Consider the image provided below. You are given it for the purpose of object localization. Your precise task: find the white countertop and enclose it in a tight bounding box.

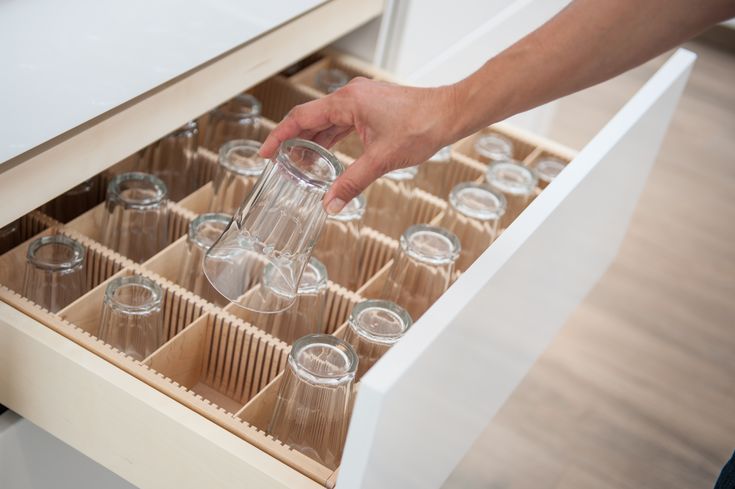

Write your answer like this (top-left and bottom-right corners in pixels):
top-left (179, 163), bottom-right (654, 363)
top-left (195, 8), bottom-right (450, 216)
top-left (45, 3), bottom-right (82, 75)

top-left (0, 0), bottom-right (324, 165)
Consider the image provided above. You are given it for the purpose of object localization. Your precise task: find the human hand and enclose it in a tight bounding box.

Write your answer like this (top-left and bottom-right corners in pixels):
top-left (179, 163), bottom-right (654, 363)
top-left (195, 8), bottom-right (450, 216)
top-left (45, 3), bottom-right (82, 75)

top-left (259, 77), bottom-right (459, 214)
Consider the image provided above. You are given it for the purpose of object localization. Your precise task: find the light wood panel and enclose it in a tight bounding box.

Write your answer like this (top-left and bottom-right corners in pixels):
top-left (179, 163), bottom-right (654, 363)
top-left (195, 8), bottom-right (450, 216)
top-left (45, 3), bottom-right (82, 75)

top-left (442, 40), bottom-right (735, 489)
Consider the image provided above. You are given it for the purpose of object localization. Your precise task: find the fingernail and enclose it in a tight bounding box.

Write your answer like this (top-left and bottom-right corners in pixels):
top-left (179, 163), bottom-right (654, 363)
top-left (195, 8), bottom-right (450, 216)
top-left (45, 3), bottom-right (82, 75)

top-left (326, 198), bottom-right (345, 215)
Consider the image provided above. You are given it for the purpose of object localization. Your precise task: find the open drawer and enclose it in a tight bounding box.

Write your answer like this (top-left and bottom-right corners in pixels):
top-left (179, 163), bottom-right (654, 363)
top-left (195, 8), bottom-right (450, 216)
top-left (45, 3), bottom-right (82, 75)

top-left (0, 44), bottom-right (695, 489)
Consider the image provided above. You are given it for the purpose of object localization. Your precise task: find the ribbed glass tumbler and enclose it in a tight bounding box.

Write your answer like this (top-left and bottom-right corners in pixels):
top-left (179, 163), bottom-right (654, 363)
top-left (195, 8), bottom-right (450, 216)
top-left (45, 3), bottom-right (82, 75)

top-left (203, 139), bottom-right (343, 313)
top-left (101, 172), bottom-right (169, 263)
top-left (473, 132), bottom-right (514, 163)
top-left (440, 182), bottom-right (506, 271)
top-left (204, 93), bottom-right (262, 151)
top-left (344, 299), bottom-right (412, 379)
top-left (254, 257), bottom-right (328, 344)
top-left (209, 140), bottom-right (267, 214)
top-left (312, 194), bottom-right (366, 290)
top-left (382, 224), bottom-right (460, 320)
top-left (139, 121), bottom-right (199, 201)
top-left (416, 145), bottom-right (453, 198)
top-left (485, 160), bottom-right (538, 229)
top-left (178, 213), bottom-right (231, 306)
top-left (365, 165), bottom-right (418, 239)
top-left (268, 334), bottom-right (358, 469)
top-left (315, 67), bottom-right (349, 93)
top-left (98, 275), bottom-right (163, 361)
top-left (22, 235), bottom-right (86, 313)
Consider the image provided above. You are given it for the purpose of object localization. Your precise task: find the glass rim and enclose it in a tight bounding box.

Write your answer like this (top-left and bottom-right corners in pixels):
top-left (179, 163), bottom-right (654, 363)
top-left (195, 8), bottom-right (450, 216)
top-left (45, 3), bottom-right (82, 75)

top-left (328, 193), bottom-right (367, 222)
top-left (103, 275), bottom-right (163, 315)
top-left (449, 182), bottom-right (507, 221)
top-left (533, 156), bottom-right (566, 183)
top-left (474, 132), bottom-right (514, 160)
top-left (217, 139), bottom-right (267, 176)
top-left (316, 67), bottom-right (350, 93)
top-left (26, 235), bottom-right (85, 271)
top-left (349, 299), bottom-right (412, 345)
top-left (107, 172), bottom-right (168, 209)
top-left (485, 160), bottom-right (538, 196)
top-left (383, 166), bottom-right (418, 181)
top-left (215, 93), bottom-right (262, 119)
top-left (169, 120), bottom-right (198, 138)
top-left (277, 138), bottom-right (344, 191)
top-left (297, 257), bottom-right (329, 295)
top-left (289, 334), bottom-right (358, 385)
top-left (400, 224), bottom-right (461, 265)
top-left (427, 145), bottom-right (452, 164)
top-left (188, 213), bottom-right (231, 251)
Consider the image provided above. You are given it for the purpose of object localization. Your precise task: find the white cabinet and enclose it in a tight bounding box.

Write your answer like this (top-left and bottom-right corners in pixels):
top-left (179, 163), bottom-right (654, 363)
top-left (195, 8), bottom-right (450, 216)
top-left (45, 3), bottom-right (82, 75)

top-left (0, 1), bottom-right (695, 488)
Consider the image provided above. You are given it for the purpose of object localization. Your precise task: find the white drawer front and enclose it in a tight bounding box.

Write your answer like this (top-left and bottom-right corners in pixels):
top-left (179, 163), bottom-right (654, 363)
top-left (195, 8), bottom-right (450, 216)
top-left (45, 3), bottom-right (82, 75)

top-left (339, 49), bottom-right (696, 489)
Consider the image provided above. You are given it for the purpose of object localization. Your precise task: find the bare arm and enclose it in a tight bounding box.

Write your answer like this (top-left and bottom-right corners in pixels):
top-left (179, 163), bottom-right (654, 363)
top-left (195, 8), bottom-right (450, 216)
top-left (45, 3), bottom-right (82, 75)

top-left (260, 0), bottom-right (735, 214)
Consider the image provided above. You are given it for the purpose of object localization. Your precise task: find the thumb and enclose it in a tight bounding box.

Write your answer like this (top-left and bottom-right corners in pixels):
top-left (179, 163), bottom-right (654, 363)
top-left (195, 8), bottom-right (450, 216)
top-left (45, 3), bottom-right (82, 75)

top-left (324, 154), bottom-right (384, 215)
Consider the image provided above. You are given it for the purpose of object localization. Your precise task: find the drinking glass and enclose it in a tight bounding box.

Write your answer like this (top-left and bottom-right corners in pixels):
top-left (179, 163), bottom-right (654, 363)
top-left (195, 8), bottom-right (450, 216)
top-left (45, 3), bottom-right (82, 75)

top-left (254, 257), bottom-right (328, 344)
top-left (101, 172), bottom-right (169, 263)
top-left (485, 160), bottom-right (538, 229)
top-left (343, 299), bottom-right (412, 379)
top-left (268, 334), bottom-right (358, 469)
top-left (178, 213), bottom-right (231, 306)
top-left (139, 121), bottom-right (199, 201)
top-left (209, 140), bottom-right (267, 214)
top-left (43, 178), bottom-right (99, 222)
top-left (365, 165), bottom-right (418, 238)
top-left (474, 132), bottom-right (514, 163)
top-left (416, 145), bottom-right (453, 198)
top-left (315, 67), bottom-right (349, 93)
top-left (382, 224), bottom-right (460, 320)
top-left (22, 235), bottom-right (86, 313)
top-left (98, 275), bottom-right (163, 361)
top-left (203, 139), bottom-right (343, 313)
top-left (204, 93), bottom-right (262, 151)
top-left (0, 220), bottom-right (20, 255)
top-left (440, 182), bottom-right (507, 270)
top-left (313, 194), bottom-right (366, 290)
top-left (531, 156), bottom-right (566, 189)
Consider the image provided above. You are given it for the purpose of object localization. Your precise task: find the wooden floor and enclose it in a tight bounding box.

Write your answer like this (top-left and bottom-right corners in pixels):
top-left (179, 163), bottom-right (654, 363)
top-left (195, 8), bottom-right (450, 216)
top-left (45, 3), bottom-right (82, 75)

top-left (443, 39), bottom-right (735, 489)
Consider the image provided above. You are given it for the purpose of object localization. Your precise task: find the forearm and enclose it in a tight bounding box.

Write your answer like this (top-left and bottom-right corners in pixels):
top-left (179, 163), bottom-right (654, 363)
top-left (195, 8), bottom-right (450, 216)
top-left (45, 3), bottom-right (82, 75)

top-left (448, 0), bottom-right (735, 141)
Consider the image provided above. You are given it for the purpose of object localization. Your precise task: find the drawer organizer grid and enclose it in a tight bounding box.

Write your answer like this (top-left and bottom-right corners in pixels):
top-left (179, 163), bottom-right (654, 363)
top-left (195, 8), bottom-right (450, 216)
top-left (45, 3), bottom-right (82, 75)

top-left (0, 51), bottom-right (574, 487)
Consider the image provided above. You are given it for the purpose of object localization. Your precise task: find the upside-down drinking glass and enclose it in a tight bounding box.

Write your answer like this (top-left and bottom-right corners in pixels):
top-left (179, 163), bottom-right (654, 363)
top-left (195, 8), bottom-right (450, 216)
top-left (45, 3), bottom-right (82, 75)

top-left (531, 156), bottom-right (566, 189)
top-left (364, 166), bottom-right (418, 239)
top-left (315, 67), bottom-right (349, 93)
top-left (101, 172), bottom-right (169, 263)
top-left (268, 334), bottom-right (358, 469)
top-left (22, 235), bottom-right (86, 313)
top-left (98, 275), bottom-right (163, 361)
top-left (43, 178), bottom-right (99, 223)
top-left (343, 299), bottom-right (412, 379)
top-left (209, 140), bottom-right (267, 214)
top-left (250, 257), bottom-right (328, 344)
top-left (178, 213), bottom-right (231, 306)
top-left (204, 93), bottom-right (262, 151)
top-left (440, 182), bottom-right (507, 271)
top-left (485, 160), bottom-right (538, 229)
top-left (474, 132), bottom-right (514, 163)
top-left (139, 121), bottom-right (199, 201)
top-left (416, 145), bottom-right (453, 198)
top-left (203, 139), bottom-right (343, 312)
top-left (313, 194), bottom-right (366, 290)
top-left (382, 224), bottom-right (460, 320)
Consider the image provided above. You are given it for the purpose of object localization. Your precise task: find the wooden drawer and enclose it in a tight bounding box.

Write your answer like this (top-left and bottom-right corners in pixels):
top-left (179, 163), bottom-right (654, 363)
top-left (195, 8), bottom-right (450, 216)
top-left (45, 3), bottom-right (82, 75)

top-left (0, 30), bottom-right (695, 489)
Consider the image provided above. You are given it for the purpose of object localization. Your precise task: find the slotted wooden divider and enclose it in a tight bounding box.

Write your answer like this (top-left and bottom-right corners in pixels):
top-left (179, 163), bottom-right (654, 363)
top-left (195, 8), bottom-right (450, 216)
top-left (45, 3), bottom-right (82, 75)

top-left (0, 50), bottom-right (576, 488)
